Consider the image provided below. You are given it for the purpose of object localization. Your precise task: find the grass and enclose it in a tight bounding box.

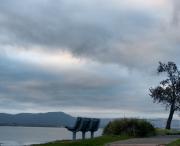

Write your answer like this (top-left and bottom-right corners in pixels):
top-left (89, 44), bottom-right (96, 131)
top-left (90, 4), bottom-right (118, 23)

top-left (31, 128), bottom-right (180, 146)
top-left (32, 135), bottom-right (130, 146)
top-left (167, 139), bottom-right (180, 146)
top-left (156, 128), bottom-right (180, 136)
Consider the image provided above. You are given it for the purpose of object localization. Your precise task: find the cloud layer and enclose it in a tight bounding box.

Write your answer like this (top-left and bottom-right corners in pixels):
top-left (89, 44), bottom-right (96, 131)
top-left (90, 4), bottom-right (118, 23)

top-left (0, 0), bottom-right (180, 118)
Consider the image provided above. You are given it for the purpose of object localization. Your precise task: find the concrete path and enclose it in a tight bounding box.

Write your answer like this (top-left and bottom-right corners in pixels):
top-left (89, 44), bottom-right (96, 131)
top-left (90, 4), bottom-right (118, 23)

top-left (106, 135), bottom-right (180, 146)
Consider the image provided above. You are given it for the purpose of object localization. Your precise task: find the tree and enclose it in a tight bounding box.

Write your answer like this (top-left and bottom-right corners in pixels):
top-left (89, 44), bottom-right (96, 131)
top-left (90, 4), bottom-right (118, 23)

top-left (149, 61), bottom-right (180, 129)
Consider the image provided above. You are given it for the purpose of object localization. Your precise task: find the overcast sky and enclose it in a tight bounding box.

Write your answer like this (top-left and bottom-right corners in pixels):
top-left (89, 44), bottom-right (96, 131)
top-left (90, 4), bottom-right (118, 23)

top-left (0, 0), bottom-right (180, 119)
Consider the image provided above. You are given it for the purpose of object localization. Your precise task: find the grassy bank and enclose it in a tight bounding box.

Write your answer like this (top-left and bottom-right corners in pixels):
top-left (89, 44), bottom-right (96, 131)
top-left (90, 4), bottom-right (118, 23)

top-left (32, 128), bottom-right (180, 146)
top-left (32, 135), bottom-right (130, 146)
top-left (156, 128), bottom-right (180, 136)
top-left (167, 139), bottom-right (180, 146)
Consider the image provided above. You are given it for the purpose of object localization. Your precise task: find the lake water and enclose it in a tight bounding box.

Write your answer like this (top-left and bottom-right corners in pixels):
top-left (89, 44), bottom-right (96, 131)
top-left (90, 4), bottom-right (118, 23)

top-left (0, 126), bottom-right (103, 146)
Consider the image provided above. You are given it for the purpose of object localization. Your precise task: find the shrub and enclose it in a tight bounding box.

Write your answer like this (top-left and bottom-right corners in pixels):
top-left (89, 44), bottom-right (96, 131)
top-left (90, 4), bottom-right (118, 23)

top-left (103, 118), bottom-right (156, 137)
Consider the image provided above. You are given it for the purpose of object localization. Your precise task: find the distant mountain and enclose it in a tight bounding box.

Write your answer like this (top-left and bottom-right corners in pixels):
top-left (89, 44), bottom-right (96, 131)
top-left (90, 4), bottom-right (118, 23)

top-left (0, 112), bottom-right (179, 129)
top-left (0, 112), bottom-right (109, 128)
top-left (0, 112), bottom-right (76, 127)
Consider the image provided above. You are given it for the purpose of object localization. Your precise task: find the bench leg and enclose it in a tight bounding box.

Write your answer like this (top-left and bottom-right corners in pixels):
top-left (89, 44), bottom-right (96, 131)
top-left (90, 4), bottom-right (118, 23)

top-left (73, 131), bottom-right (76, 140)
top-left (91, 132), bottom-right (94, 138)
top-left (82, 132), bottom-right (86, 140)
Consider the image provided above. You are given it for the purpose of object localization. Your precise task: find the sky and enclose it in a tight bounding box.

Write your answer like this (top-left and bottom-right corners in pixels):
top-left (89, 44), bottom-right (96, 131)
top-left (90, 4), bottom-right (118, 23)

top-left (0, 0), bottom-right (180, 119)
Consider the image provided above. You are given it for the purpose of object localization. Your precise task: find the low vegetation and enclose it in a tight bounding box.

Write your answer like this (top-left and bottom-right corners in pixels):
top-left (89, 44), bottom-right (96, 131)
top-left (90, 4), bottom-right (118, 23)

top-left (103, 118), bottom-right (156, 137)
top-left (32, 135), bottom-right (130, 146)
top-left (156, 128), bottom-right (180, 136)
top-left (32, 118), bottom-right (180, 146)
top-left (167, 139), bottom-right (180, 146)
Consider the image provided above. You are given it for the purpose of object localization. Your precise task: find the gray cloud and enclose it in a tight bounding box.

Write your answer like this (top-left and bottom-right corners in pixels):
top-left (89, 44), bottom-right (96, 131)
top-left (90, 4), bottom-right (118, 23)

top-left (0, 53), bottom-right (166, 117)
top-left (0, 0), bottom-right (164, 68)
top-left (172, 0), bottom-right (180, 25)
top-left (0, 0), bottom-right (180, 118)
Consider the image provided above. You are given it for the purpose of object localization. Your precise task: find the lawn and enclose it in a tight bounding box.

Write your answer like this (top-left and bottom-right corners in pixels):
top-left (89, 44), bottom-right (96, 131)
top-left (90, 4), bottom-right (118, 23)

top-left (156, 128), bottom-right (180, 136)
top-left (31, 128), bottom-right (180, 146)
top-left (167, 139), bottom-right (180, 146)
top-left (32, 135), bottom-right (130, 146)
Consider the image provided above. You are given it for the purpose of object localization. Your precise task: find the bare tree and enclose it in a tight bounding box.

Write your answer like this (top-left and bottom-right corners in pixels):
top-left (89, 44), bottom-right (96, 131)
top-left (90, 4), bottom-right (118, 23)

top-left (149, 61), bottom-right (180, 129)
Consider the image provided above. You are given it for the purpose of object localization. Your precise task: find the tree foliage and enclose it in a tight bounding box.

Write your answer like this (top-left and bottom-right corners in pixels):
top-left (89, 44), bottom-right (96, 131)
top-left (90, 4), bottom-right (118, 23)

top-left (149, 61), bottom-right (180, 129)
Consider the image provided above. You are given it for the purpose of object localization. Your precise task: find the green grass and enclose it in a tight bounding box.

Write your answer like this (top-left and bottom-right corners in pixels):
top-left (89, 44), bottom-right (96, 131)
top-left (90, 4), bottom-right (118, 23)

top-left (167, 139), bottom-right (180, 146)
top-left (156, 128), bottom-right (180, 136)
top-left (32, 135), bottom-right (130, 146)
top-left (31, 128), bottom-right (179, 146)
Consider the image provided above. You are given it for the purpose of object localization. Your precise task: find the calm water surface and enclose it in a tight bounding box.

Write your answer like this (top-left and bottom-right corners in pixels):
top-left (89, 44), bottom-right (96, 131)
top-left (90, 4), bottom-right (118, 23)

top-left (0, 126), bottom-right (103, 146)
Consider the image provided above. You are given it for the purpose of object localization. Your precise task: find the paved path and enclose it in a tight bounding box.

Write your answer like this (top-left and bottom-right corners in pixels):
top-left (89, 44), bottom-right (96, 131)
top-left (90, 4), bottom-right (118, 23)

top-left (106, 135), bottom-right (180, 146)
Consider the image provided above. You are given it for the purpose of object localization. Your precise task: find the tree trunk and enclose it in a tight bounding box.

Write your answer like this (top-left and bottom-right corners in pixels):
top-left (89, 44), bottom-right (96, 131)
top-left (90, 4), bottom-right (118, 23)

top-left (165, 104), bottom-right (175, 129)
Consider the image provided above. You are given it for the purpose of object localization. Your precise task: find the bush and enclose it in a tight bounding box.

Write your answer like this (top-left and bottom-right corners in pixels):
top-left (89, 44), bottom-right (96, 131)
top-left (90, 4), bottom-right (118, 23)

top-left (103, 118), bottom-right (156, 137)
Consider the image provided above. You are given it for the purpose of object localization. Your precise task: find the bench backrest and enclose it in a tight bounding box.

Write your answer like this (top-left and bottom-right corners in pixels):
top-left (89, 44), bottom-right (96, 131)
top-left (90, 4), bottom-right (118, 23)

top-left (88, 118), bottom-right (100, 132)
top-left (74, 117), bottom-right (83, 130)
top-left (78, 118), bottom-right (91, 132)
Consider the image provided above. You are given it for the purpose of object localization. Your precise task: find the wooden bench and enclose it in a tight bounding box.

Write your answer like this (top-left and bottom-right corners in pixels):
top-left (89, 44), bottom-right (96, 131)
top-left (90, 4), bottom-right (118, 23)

top-left (65, 117), bottom-right (100, 140)
top-left (88, 118), bottom-right (100, 139)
